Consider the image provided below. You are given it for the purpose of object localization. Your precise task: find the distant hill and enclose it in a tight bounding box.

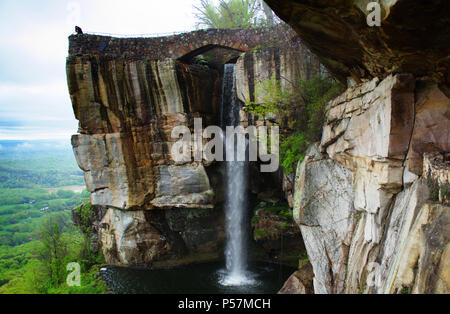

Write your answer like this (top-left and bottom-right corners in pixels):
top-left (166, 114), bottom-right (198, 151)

top-left (0, 140), bottom-right (74, 160)
top-left (0, 140), bottom-right (84, 188)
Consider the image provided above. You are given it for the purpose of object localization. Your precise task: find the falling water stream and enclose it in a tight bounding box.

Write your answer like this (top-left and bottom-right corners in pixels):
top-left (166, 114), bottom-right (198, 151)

top-left (220, 64), bottom-right (254, 286)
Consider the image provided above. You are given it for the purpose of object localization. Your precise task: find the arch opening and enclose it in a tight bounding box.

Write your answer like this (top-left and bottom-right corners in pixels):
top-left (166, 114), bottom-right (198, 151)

top-left (178, 44), bottom-right (244, 69)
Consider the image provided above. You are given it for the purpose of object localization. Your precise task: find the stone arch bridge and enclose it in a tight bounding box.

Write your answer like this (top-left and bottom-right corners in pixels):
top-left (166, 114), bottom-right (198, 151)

top-left (68, 24), bottom-right (298, 63)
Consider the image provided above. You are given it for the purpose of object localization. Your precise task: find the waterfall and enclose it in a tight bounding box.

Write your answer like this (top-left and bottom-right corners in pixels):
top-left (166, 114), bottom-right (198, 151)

top-left (220, 64), bottom-right (253, 286)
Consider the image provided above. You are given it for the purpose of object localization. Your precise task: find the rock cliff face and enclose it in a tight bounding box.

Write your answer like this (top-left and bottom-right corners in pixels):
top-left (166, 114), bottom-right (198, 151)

top-left (265, 0), bottom-right (450, 97)
top-left (68, 54), bottom-right (225, 266)
top-left (293, 75), bottom-right (449, 294)
top-left (235, 46), bottom-right (325, 208)
top-left (261, 0), bottom-right (450, 295)
top-left (234, 46), bottom-right (323, 263)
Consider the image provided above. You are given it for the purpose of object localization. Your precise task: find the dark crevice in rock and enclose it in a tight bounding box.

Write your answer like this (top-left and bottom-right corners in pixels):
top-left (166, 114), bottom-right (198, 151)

top-left (175, 62), bottom-right (191, 115)
top-left (244, 53), bottom-right (255, 103)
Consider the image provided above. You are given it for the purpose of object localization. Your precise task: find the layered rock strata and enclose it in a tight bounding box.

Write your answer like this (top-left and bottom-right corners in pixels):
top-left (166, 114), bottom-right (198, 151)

top-left (293, 75), bottom-right (449, 294)
top-left (261, 0), bottom-right (449, 295)
top-left (68, 56), bottom-right (225, 265)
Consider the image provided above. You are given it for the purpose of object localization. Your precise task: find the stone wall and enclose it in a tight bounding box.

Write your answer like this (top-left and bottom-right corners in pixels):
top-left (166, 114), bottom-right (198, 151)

top-left (235, 45), bottom-right (323, 105)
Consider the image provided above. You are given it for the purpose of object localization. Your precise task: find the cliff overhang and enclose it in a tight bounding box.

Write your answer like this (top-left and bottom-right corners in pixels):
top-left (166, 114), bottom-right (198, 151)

top-left (265, 0), bottom-right (450, 97)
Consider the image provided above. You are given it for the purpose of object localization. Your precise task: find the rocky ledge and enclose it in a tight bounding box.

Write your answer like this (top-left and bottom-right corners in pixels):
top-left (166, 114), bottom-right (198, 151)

top-left (265, 0), bottom-right (450, 97)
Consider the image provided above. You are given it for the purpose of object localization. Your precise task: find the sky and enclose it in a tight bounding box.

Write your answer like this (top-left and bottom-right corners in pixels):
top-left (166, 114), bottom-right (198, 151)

top-left (0, 0), bottom-right (201, 141)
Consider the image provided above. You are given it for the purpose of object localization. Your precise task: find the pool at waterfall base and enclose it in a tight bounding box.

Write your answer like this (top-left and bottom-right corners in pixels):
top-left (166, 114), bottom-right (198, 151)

top-left (100, 261), bottom-right (295, 294)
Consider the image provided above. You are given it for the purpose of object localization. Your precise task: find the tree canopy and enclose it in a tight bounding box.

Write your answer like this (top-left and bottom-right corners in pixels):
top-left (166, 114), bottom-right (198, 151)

top-left (194, 0), bottom-right (277, 29)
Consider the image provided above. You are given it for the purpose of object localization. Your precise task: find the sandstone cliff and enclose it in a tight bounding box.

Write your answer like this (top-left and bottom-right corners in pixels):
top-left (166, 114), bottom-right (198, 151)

top-left (68, 55), bottom-right (225, 265)
top-left (262, 0), bottom-right (450, 294)
top-left (265, 0), bottom-right (450, 97)
top-left (293, 75), bottom-right (449, 294)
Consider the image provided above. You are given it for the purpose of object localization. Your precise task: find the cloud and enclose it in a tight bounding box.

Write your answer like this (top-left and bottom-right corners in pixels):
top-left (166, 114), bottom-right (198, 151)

top-left (0, 82), bottom-right (73, 123)
top-left (0, 82), bottom-right (69, 99)
top-left (0, 117), bottom-right (77, 141)
top-left (0, 122), bottom-right (77, 141)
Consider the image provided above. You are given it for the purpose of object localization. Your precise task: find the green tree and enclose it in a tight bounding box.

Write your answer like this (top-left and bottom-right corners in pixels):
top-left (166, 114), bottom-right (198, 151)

top-left (194, 0), bottom-right (273, 29)
top-left (56, 190), bottom-right (75, 199)
top-left (37, 216), bottom-right (69, 286)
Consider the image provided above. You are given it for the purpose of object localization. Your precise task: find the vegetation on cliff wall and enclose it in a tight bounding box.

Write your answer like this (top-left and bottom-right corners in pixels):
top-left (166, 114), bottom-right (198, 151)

top-left (251, 201), bottom-right (305, 266)
top-left (245, 75), bottom-right (343, 173)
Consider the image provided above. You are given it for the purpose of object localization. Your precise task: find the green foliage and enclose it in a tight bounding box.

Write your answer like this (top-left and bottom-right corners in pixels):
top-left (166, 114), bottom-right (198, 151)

top-left (73, 199), bottom-right (103, 266)
top-left (428, 177), bottom-right (441, 202)
top-left (360, 283), bottom-right (367, 294)
top-left (278, 207), bottom-right (293, 220)
top-left (442, 184), bottom-right (450, 204)
top-left (46, 264), bottom-right (108, 294)
top-left (0, 156), bottom-right (83, 189)
top-left (428, 179), bottom-right (449, 204)
top-left (0, 143), bottom-right (107, 294)
top-left (254, 229), bottom-right (274, 238)
top-left (246, 75), bottom-right (343, 173)
top-left (73, 199), bottom-right (95, 235)
top-left (252, 45), bottom-right (265, 51)
top-left (0, 213), bottom-right (106, 294)
top-left (0, 141), bottom-right (83, 189)
top-left (297, 250), bottom-right (309, 268)
top-left (252, 201), bottom-right (294, 238)
top-left (280, 132), bottom-right (308, 174)
top-left (192, 55), bottom-right (213, 66)
top-left (0, 235), bottom-right (107, 294)
top-left (37, 217), bottom-right (71, 286)
top-left (400, 286), bottom-right (410, 294)
top-left (0, 188), bottom-right (86, 246)
top-left (297, 250), bottom-right (308, 260)
top-left (254, 202), bottom-right (292, 220)
top-left (254, 201), bottom-right (290, 212)
top-left (194, 0), bottom-right (275, 29)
